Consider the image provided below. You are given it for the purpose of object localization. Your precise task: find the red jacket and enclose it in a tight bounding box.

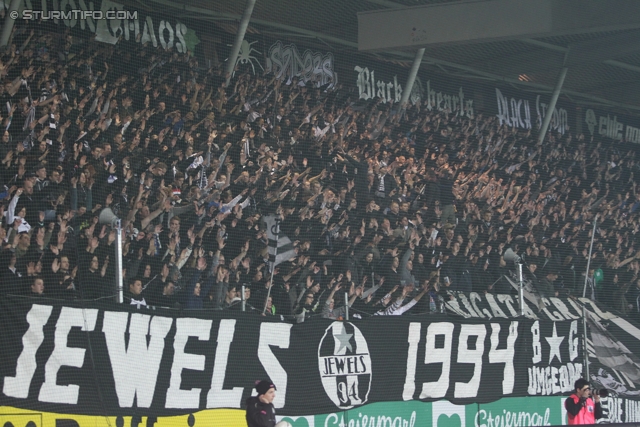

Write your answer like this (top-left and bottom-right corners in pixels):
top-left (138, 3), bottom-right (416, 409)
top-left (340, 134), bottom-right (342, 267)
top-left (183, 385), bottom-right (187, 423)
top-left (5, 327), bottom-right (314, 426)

top-left (565, 393), bottom-right (602, 424)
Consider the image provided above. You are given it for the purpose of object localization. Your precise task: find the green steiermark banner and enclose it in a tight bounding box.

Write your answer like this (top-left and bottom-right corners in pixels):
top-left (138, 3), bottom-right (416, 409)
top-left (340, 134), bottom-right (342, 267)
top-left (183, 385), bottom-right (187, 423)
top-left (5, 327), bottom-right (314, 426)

top-left (277, 396), bottom-right (565, 427)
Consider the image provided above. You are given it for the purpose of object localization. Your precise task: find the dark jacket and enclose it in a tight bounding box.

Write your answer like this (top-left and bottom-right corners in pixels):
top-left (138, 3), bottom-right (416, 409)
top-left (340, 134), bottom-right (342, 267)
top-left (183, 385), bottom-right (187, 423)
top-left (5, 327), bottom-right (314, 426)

top-left (344, 154), bottom-right (369, 206)
top-left (245, 396), bottom-right (276, 427)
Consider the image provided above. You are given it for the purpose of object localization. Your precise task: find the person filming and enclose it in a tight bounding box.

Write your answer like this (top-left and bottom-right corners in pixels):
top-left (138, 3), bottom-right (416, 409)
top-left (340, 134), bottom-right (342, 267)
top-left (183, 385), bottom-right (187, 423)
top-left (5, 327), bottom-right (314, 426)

top-left (565, 378), bottom-right (603, 424)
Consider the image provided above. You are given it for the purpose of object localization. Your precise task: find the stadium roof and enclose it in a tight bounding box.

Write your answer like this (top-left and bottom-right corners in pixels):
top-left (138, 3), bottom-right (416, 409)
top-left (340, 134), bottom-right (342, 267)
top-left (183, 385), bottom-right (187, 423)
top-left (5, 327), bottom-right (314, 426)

top-left (128, 0), bottom-right (640, 115)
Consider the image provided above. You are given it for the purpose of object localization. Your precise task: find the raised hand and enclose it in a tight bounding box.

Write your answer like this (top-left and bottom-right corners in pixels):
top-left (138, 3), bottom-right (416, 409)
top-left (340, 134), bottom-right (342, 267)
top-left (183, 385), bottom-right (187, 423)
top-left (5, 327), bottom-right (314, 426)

top-left (216, 235), bottom-right (225, 250)
top-left (99, 225), bottom-right (107, 239)
top-left (57, 231), bottom-right (67, 246)
top-left (89, 237), bottom-right (99, 250)
top-left (51, 258), bottom-right (60, 273)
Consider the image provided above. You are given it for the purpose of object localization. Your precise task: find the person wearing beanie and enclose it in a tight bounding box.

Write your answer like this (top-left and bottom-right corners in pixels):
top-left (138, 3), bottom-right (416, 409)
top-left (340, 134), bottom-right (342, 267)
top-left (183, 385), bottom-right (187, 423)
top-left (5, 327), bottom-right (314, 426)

top-left (246, 379), bottom-right (277, 427)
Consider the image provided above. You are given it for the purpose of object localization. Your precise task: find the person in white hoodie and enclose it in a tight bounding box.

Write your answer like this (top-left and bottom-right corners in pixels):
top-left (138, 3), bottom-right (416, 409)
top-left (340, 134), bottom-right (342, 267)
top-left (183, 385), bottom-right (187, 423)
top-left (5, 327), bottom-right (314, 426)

top-left (6, 187), bottom-right (31, 234)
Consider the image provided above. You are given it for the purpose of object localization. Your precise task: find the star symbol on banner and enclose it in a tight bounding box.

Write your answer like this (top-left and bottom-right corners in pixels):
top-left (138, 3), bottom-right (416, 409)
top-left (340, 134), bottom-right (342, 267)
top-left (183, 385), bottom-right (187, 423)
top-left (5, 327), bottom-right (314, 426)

top-left (545, 322), bottom-right (565, 364)
top-left (335, 324), bottom-right (353, 354)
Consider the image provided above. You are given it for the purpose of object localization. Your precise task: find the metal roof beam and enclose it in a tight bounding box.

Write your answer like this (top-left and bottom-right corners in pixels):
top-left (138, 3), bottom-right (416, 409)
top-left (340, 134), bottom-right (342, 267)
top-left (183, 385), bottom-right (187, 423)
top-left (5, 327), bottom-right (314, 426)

top-left (603, 60), bottom-right (640, 74)
top-left (143, 0), bottom-right (640, 113)
top-left (363, 0), bottom-right (403, 9)
top-left (358, 0), bottom-right (640, 51)
top-left (361, 0), bottom-right (640, 100)
top-left (383, 50), bottom-right (640, 113)
top-left (521, 39), bottom-right (566, 52)
top-left (522, 38), bottom-right (640, 75)
top-left (142, 0), bottom-right (359, 48)
top-left (566, 29), bottom-right (640, 67)
top-left (469, 47), bottom-right (565, 76)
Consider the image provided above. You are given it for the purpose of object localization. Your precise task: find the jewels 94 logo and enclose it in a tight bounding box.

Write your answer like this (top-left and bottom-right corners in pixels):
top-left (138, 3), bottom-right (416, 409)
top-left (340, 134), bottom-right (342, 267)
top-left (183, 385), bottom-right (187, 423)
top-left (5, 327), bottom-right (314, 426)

top-left (318, 322), bottom-right (372, 409)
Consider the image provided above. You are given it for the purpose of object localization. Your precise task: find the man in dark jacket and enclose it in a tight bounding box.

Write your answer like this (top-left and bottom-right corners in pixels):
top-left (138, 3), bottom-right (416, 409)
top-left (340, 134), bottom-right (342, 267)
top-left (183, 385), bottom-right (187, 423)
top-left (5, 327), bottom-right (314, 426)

top-left (536, 269), bottom-right (559, 298)
top-left (246, 380), bottom-right (277, 427)
top-left (374, 165), bottom-right (397, 205)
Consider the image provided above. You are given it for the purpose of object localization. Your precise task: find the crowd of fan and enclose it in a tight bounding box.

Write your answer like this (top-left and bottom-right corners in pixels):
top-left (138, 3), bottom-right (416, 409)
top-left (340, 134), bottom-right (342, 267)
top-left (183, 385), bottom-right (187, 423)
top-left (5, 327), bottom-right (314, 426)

top-left (2, 25), bottom-right (640, 322)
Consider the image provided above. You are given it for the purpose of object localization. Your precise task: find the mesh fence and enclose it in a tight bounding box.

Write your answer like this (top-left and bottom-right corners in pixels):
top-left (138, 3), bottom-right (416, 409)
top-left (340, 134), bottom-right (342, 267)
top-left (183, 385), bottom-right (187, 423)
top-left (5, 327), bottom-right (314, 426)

top-left (0, 0), bottom-right (640, 426)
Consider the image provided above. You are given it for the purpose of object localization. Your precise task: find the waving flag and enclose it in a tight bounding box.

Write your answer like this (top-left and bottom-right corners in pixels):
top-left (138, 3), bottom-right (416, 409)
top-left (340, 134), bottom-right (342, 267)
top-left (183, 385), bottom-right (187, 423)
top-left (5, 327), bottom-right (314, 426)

top-left (264, 215), bottom-right (296, 272)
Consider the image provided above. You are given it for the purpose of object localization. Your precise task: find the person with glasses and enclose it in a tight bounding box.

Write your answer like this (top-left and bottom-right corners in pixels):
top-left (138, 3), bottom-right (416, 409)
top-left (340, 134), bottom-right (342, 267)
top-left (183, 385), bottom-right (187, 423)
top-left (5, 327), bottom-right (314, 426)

top-left (565, 378), bottom-right (602, 424)
top-left (294, 292), bottom-right (316, 323)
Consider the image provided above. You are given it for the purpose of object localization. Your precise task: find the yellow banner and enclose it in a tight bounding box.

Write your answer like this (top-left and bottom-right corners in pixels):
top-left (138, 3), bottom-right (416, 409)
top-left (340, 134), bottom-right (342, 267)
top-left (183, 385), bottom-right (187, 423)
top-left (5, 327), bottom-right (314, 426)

top-left (0, 406), bottom-right (247, 427)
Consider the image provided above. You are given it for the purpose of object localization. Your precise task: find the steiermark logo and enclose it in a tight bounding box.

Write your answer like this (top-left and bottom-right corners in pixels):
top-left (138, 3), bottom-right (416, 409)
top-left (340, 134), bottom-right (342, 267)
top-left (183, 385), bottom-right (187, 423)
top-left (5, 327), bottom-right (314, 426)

top-left (277, 416), bottom-right (314, 427)
top-left (433, 401), bottom-right (466, 427)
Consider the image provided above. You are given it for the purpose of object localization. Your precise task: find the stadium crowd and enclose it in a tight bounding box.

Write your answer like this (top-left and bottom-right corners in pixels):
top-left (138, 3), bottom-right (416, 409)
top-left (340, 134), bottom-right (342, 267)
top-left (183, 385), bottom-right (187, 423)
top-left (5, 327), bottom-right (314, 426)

top-left (1, 24), bottom-right (640, 322)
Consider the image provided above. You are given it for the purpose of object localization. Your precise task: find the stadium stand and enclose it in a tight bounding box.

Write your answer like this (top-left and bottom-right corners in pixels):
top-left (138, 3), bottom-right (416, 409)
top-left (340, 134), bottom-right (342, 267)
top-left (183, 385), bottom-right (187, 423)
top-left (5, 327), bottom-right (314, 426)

top-left (4, 1), bottom-right (640, 426)
top-left (0, 21), bottom-right (638, 325)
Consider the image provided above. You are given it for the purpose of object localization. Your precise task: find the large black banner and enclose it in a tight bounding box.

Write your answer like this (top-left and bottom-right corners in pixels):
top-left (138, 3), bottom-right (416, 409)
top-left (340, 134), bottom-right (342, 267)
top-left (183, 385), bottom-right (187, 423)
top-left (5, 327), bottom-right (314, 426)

top-left (12, 0), bottom-right (200, 54)
top-left (485, 84), bottom-right (575, 136)
top-left (0, 297), bottom-right (592, 417)
top-left (581, 106), bottom-right (640, 144)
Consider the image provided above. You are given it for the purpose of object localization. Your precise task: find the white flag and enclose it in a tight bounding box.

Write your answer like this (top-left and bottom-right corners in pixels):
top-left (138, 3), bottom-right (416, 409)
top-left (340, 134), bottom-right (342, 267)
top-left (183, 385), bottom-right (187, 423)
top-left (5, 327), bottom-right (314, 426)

top-left (264, 215), bottom-right (296, 271)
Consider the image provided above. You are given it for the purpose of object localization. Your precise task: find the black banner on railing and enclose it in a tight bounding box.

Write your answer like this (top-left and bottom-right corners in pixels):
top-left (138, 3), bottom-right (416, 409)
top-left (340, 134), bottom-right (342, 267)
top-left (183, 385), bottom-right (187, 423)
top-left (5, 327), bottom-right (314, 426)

top-left (0, 296), bottom-right (594, 417)
top-left (8, 0), bottom-right (200, 53)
